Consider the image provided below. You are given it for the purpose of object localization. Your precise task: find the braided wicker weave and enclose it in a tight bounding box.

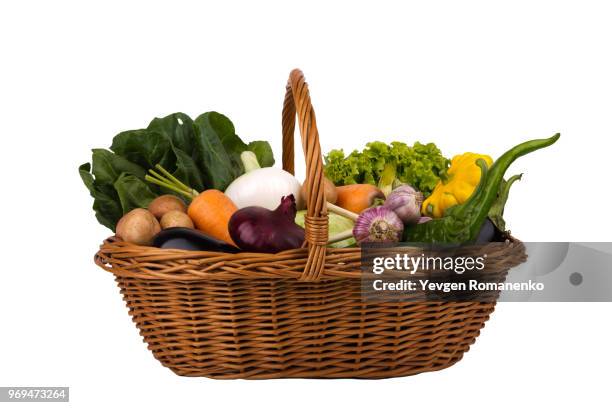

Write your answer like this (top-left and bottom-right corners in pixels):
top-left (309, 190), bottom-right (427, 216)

top-left (95, 69), bottom-right (527, 379)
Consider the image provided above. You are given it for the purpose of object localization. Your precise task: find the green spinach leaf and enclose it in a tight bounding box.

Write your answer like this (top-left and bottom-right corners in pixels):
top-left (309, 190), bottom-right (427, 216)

top-left (173, 147), bottom-right (205, 192)
top-left (92, 182), bottom-right (123, 231)
top-left (79, 162), bottom-right (95, 191)
top-left (247, 140), bottom-right (275, 167)
top-left (201, 112), bottom-right (247, 176)
top-left (147, 113), bottom-right (194, 152)
top-left (207, 111), bottom-right (247, 154)
top-left (91, 149), bottom-right (146, 184)
top-left (193, 112), bottom-right (237, 190)
top-left (79, 162), bottom-right (123, 231)
top-left (114, 173), bottom-right (157, 214)
top-left (110, 129), bottom-right (174, 170)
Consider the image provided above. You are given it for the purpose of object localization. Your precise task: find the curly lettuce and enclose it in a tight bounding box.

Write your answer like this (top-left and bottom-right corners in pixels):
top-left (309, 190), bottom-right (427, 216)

top-left (324, 141), bottom-right (449, 197)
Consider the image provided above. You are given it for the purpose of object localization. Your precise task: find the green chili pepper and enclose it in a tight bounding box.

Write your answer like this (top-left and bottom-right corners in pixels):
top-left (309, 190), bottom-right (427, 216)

top-left (404, 133), bottom-right (560, 243)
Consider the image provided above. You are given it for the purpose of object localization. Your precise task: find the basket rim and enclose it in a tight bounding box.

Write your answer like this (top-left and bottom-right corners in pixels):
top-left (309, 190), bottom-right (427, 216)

top-left (94, 235), bottom-right (526, 281)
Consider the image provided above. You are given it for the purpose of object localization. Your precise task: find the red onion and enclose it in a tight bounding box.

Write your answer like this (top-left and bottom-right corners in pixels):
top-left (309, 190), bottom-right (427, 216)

top-left (384, 184), bottom-right (424, 224)
top-left (228, 194), bottom-right (305, 253)
top-left (353, 206), bottom-right (404, 244)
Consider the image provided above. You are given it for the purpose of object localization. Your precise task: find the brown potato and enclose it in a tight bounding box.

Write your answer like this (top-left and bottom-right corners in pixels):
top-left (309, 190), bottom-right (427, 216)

top-left (116, 208), bottom-right (161, 246)
top-left (301, 177), bottom-right (337, 205)
top-left (160, 210), bottom-right (194, 229)
top-left (148, 195), bottom-right (187, 219)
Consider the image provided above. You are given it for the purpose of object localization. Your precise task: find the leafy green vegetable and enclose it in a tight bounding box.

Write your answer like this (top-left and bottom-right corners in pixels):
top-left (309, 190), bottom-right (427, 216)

top-left (147, 113), bottom-right (206, 191)
top-left (79, 111), bottom-right (274, 231)
top-left (208, 111), bottom-right (247, 155)
top-left (248, 140), bottom-right (275, 168)
top-left (79, 163), bottom-right (123, 230)
top-left (147, 112), bottom-right (194, 152)
top-left (79, 162), bottom-right (95, 191)
top-left (114, 173), bottom-right (157, 214)
top-left (324, 141), bottom-right (449, 196)
top-left (172, 147), bottom-right (205, 192)
top-left (193, 113), bottom-right (238, 190)
top-left (111, 130), bottom-right (174, 170)
top-left (91, 149), bottom-right (146, 184)
top-left (82, 151), bottom-right (148, 231)
top-left (91, 183), bottom-right (123, 231)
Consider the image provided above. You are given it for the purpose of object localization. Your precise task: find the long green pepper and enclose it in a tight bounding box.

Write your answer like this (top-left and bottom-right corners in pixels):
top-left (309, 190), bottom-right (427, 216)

top-left (403, 133), bottom-right (560, 243)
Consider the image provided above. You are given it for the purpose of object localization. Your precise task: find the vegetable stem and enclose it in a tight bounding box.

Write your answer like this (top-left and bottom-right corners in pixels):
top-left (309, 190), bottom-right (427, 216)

top-left (146, 166), bottom-right (198, 199)
top-left (327, 202), bottom-right (359, 221)
top-left (327, 229), bottom-right (354, 244)
top-left (155, 164), bottom-right (196, 195)
top-left (241, 151), bottom-right (261, 173)
top-left (145, 175), bottom-right (194, 199)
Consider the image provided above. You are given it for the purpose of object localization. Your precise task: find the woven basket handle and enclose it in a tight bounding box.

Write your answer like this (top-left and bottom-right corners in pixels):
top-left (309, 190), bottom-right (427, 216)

top-left (282, 69), bottom-right (328, 282)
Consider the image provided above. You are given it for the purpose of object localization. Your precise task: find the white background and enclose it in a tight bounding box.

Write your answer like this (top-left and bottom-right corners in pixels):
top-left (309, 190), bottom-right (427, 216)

top-left (1, 0), bottom-right (611, 407)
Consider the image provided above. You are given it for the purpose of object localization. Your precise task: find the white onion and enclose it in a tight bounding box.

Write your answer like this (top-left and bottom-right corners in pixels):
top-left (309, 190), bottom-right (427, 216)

top-left (224, 167), bottom-right (304, 210)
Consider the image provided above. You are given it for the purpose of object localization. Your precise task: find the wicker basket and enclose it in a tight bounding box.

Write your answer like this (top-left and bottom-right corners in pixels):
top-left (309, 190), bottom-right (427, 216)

top-left (95, 69), bottom-right (527, 379)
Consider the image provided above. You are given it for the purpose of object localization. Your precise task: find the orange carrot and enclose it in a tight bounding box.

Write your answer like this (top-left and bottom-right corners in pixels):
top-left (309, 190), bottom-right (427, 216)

top-left (335, 184), bottom-right (385, 214)
top-left (187, 190), bottom-right (237, 246)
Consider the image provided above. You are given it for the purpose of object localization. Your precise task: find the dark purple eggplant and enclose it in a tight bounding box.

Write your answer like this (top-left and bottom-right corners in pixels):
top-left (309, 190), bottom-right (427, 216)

top-left (476, 218), bottom-right (496, 244)
top-left (228, 195), bottom-right (305, 253)
top-left (153, 227), bottom-right (239, 253)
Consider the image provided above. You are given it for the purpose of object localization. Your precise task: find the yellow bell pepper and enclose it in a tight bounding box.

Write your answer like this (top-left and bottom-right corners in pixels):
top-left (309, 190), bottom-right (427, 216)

top-left (422, 152), bottom-right (493, 218)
